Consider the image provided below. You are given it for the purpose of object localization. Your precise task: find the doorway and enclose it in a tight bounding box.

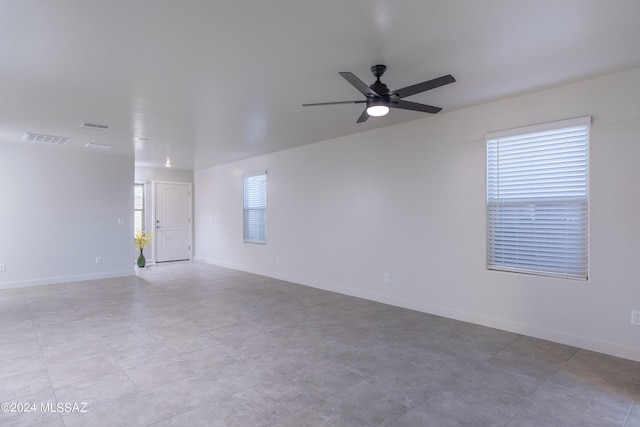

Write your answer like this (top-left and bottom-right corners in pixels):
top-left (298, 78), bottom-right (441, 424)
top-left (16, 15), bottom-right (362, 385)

top-left (153, 181), bottom-right (192, 262)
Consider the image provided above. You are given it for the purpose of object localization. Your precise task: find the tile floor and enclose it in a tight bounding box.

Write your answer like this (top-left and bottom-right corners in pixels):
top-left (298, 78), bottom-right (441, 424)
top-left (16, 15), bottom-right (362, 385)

top-left (1, 261), bottom-right (639, 426)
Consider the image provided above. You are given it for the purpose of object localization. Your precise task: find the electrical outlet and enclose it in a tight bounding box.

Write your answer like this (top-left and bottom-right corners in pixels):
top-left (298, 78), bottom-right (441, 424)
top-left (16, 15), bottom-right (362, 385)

top-left (95, 257), bottom-right (101, 264)
top-left (0, 264), bottom-right (5, 272)
top-left (632, 311), bottom-right (640, 326)
top-left (383, 273), bottom-right (390, 283)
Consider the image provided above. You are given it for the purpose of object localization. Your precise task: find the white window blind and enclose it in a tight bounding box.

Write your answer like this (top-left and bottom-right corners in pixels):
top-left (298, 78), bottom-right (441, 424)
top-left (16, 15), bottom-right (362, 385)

top-left (486, 117), bottom-right (590, 280)
top-left (243, 172), bottom-right (267, 244)
top-left (134, 183), bottom-right (145, 236)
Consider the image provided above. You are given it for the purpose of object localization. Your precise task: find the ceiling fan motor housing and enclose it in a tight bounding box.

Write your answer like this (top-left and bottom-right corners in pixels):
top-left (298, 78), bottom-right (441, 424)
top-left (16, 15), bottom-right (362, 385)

top-left (369, 65), bottom-right (390, 99)
top-left (370, 81), bottom-right (390, 98)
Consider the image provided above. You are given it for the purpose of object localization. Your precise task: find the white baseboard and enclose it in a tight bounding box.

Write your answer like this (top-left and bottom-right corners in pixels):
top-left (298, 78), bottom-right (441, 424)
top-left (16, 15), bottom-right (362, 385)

top-left (194, 257), bottom-right (640, 363)
top-left (0, 269), bottom-right (134, 290)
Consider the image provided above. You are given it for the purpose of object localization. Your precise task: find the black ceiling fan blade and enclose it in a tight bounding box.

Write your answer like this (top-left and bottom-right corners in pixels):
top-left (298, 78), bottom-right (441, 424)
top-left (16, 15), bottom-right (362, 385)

top-left (393, 74), bottom-right (455, 99)
top-left (302, 100), bottom-right (366, 107)
top-left (356, 108), bottom-right (369, 123)
top-left (392, 100), bottom-right (442, 114)
top-left (339, 72), bottom-right (382, 98)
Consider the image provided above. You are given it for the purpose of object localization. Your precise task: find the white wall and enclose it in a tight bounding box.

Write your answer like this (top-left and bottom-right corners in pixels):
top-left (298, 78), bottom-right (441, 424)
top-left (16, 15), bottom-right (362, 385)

top-left (0, 144), bottom-right (134, 288)
top-left (194, 67), bottom-right (640, 361)
top-left (135, 166), bottom-right (194, 184)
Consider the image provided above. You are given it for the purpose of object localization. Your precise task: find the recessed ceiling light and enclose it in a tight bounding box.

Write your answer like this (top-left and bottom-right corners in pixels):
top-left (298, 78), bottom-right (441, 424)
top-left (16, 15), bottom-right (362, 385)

top-left (84, 142), bottom-right (112, 150)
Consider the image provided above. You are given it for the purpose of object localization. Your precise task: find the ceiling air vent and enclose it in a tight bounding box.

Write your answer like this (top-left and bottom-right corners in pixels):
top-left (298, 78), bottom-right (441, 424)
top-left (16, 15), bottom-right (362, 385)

top-left (81, 122), bottom-right (110, 131)
top-left (23, 132), bottom-right (72, 145)
top-left (84, 142), bottom-right (112, 150)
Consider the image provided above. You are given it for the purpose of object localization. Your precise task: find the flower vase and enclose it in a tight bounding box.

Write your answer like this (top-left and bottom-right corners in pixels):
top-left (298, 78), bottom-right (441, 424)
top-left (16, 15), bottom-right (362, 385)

top-left (137, 248), bottom-right (146, 268)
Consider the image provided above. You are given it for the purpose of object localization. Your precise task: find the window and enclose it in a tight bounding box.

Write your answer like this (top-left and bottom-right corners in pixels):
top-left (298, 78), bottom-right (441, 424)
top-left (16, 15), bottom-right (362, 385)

top-left (486, 117), bottom-right (590, 280)
top-left (134, 183), bottom-right (145, 236)
top-left (243, 172), bottom-right (267, 244)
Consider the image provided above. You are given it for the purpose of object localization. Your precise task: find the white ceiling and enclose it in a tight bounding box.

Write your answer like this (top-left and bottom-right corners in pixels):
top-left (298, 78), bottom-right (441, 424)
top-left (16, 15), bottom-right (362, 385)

top-left (2, 1), bottom-right (640, 170)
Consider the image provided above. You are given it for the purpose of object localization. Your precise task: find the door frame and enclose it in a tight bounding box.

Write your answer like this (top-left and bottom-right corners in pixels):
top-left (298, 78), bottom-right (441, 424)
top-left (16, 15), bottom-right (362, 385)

top-left (151, 180), bottom-right (193, 263)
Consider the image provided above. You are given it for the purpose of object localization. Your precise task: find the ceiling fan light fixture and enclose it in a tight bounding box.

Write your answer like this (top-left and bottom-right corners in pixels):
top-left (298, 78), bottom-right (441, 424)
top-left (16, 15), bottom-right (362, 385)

top-left (366, 102), bottom-right (389, 117)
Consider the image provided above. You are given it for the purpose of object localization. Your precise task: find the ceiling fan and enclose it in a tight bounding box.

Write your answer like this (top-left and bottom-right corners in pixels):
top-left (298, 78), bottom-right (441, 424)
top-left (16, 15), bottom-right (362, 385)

top-left (303, 65), bottom-right (455, 123)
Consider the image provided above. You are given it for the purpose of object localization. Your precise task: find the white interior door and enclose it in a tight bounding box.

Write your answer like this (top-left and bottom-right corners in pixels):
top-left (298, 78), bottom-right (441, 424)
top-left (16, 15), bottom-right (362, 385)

top-left (154, 182), bottom-right (191, 262)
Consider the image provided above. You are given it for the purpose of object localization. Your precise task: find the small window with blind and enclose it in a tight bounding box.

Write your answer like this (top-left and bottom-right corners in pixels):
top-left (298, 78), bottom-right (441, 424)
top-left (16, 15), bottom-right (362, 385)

top-left (243, 172), bottom-right (267, 244)
top-left (134, 183), bottom-right (145, 236)
top-left (486, 116), bottom-right (590, 280)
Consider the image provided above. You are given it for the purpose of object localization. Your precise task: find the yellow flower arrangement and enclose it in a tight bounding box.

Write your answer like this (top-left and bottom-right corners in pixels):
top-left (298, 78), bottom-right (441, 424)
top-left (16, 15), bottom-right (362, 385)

top-left (134, 231), bottom-right (154, 249)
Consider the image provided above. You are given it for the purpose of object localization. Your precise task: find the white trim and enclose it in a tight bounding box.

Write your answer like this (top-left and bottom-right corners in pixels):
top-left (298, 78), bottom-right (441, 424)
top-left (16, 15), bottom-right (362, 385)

top-left (485, 116), bottom-right (591, 140)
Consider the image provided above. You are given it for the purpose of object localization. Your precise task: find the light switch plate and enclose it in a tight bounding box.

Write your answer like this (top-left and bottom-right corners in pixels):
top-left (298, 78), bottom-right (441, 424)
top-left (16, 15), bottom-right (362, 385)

top-left (117, 217), bottom-right (126, 225)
